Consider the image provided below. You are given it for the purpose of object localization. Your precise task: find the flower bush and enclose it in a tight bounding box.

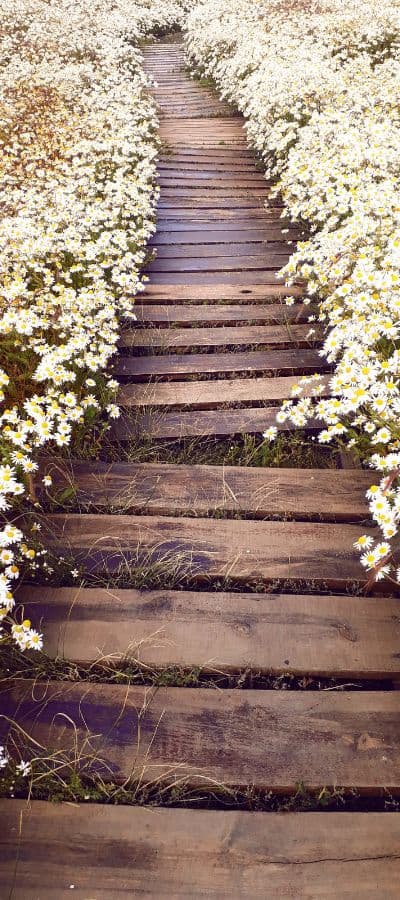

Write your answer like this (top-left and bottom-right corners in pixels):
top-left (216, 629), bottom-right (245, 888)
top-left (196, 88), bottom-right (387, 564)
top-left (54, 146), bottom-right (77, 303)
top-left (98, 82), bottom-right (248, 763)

top-left (0, 0), bottom-right (193, 653)
top-left (186, 0), bottom-right (400, 584)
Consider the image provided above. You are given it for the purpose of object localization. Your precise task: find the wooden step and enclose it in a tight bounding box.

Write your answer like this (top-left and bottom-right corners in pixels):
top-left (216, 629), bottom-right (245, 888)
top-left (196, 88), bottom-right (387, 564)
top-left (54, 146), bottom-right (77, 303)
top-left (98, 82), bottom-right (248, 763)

top-left (145, 271), bottom-right (290, 285)
top-left (133, 303), bottom-right (310, 325)
top-left (115, 348), bottom-right (323, 380)
top-left (155, 208), bottom-right (285, 220)
top-left (18, 585), bottom-right (400, 677)
top-left (120, 323), bottom-right (319, 350)
top-left (38, 513), bottom-right (374, 588)
top-left (138, 283), bottom-right (303, 303)
top-left (139, 283), bottom-right (303, 303)
top-left (3, 802), bottom-right (400, 899)
top-left (38, 460), bottom-right (370, 520)
top-left (112, 406), bottom-right (312, 440)
top-left (118, 374), bottom-right (330, 407)
top-left (2, 802), bottom-right (400, 898)
top-left (157, 178), bottom-right (270, 190)
top-left (151, 241), bottom-right (290, 257)
top-left (156, 201), bottom-right (280, 212)
top-left (2, 681), bottom-right (399, 791)
top-left (149, 227), bottom-right (299, 243)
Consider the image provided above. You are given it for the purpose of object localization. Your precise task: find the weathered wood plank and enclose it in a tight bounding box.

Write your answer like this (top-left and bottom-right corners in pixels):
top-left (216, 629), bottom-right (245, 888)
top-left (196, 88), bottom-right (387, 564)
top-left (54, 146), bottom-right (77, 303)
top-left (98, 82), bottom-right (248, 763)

top-left (17, 586), bottom-right (400, 677)
top-left (138, 283), bottom-right (303, 302)
top-left (37, 513), bottom-right (374, 588)
top-left (115, 348), bottom-right (323, 380)
top-left (113, 406), bottom-right (308, 440)
top-left (145, 271), bottom-right (290, 285)
top-left (121, 324), bottom-right (318, 350)
top-left (2, 802), bottom-right (400, 899)
top-left (147, 255), bottom-right (290, 273)
top-left (152, 241), bottom-right (290, 256)
top-left (2, 682), bottom-right (399, 790)
top-left (149, 227), bottom-right (299, 243)
top-left (157, 178), bottom-right (269, 189)
top-left (38, 460), bottom-right (369, 520)
top-left (118, 374), bottom-right (329, 407)
top-left (133, 303), bottom-right (310, 325)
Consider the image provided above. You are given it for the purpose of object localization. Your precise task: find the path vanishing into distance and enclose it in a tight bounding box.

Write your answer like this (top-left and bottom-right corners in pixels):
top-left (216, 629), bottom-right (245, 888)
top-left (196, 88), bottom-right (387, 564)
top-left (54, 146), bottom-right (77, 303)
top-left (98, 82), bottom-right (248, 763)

top-left (2, 36), bottom-right (400, 897)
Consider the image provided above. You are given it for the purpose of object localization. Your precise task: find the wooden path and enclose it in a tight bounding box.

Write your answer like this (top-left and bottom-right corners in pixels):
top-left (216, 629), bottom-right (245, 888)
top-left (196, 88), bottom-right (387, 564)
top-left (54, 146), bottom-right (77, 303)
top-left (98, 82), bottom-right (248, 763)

top-left (2, 38), bottom-right (400, 898)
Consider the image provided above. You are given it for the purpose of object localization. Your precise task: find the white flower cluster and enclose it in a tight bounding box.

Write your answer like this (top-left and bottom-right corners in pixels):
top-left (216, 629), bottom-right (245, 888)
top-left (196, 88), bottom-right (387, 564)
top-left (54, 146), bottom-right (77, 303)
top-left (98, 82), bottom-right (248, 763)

top-left (0, 0), bottom-right (191, 652)
top-left (185, 0), bottom-right (400, 583)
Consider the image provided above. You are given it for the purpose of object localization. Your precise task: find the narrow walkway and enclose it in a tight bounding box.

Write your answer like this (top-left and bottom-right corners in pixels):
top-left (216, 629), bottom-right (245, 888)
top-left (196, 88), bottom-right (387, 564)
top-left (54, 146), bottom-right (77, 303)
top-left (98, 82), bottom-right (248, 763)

top-left (2, 38), bottom-right (400, 898)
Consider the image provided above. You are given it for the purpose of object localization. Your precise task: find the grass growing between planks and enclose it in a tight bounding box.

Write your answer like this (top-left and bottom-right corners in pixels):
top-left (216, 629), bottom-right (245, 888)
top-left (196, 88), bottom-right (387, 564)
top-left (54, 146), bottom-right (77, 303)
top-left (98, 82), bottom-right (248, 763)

top-left (68, 426), bottom-right (341, 469)
top-left (1, 640), bottom-right (391, 691)
top-left (1, 713), bottom-right (398, 813)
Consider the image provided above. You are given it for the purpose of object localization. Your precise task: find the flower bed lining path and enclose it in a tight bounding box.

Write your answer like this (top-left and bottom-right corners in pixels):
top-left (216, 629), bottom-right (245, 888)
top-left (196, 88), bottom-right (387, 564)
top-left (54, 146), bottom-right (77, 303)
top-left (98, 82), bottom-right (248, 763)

top-left (1, 37), bottom-right (400, 897)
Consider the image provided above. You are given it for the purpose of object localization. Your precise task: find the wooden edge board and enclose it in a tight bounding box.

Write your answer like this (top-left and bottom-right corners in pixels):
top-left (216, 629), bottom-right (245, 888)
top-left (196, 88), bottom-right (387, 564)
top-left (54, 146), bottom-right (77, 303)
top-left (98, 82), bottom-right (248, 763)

top-left (2, 802), bottom-right (400, 898)
top-left (16, 586), bottom-right (400, 678)
top-left (2, 681), bottom-right (400, 791)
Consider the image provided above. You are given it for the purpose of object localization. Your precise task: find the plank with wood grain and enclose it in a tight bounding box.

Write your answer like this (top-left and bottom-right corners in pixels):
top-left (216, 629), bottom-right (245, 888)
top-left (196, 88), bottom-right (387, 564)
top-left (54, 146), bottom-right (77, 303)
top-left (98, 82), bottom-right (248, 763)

top-left (16, 585), bottom-right (400, 677)
top-left (133, 303), bottom-right (310, 325)
top-left (36, 512), bottom-right (375, 588)
top-left (149, 228), bottom-right (299, 243)
top-left (3, 802), bottom-right (400, 899)
top-left (37, 460), bottom-right (370, 520)
top-left (115, 347), bottom-right (323, 380)
top-left (139, 283), bottom-right (303, 302)
top-left (152, 241), bottom-right (291, 257)
top-left (145, 271), bottom-right (290, 285)
top-left (120, 323), bottom-right (318, 350)
top-left (117, 374), bottom-right (329, 407)
top-left (113, 406), bottom-right (317, 440)
top-left (2, 681), bottom-right (399, 790)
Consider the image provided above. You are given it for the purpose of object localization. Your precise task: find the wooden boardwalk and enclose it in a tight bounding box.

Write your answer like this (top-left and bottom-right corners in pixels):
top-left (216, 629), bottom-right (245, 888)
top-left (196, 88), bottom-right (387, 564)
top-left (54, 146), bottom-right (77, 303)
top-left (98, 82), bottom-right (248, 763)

top-left (2, 38), bottom-right (400, 898)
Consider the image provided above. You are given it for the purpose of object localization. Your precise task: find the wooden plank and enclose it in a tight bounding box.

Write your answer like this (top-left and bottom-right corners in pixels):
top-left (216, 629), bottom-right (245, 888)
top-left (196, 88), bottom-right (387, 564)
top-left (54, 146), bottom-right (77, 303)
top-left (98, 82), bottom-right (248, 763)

top-left (112, 406), bottom-right (315, 440)
top-left (157, 160), bottom-right (262, 171)
top-left (17, 586), bottom-right (400, 678)
top-left (146, 259), bottom-right (288, 275)
top-left (37, 512), bottom-right (374, 588)
top-left (3, 803), bottom-right (400, 900)
top-left (118, 374), bottom-right (329, 407)
top-left (150, 228), bottom-right (299, 243)
top-left (115, 348), bottom-right (323, 380)
top-left (158, 190), bottom-right (270, 200)
top-left (152, 242), bottom-right (290, 256)
top-left (155, 206), bottom-right (285, 218)
top-left (38, 460), bottom-right (369, 520)
top-left (121, 324), bottom-right (318, 350)
top-left (158, 177), bottom-right (269, 188)
top-left (133, 303), bottom-right (310, 325)
top-left (159, 116), bottom-right (245, 129)
top-left (139, 284), bottom-right (303, 302)
top-left (157, 200), bottom-right (280, 211)
top-left (2, 681), bottom-right (399, 790)
top-left (145, 272), bottom-right (289, 285)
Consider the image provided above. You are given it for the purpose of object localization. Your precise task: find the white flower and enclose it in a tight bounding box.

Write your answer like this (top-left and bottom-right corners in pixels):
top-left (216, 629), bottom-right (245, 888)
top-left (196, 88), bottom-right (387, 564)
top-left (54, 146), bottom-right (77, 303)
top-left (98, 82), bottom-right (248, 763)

top-left (263, 426), bottom-right (277, 441)
top-left (16, 760), bottom-right (31, 777)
